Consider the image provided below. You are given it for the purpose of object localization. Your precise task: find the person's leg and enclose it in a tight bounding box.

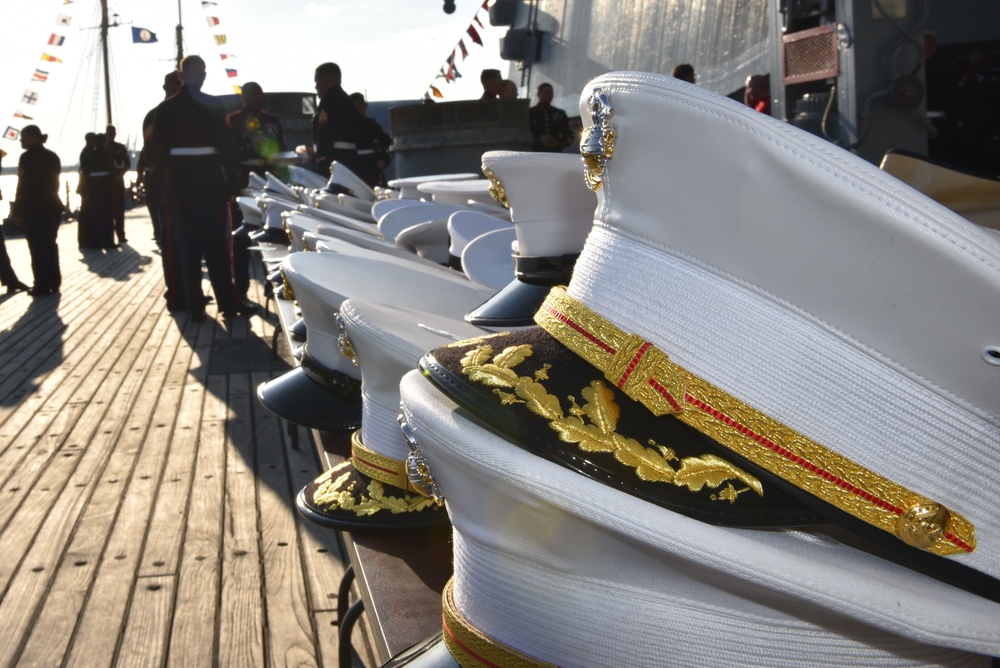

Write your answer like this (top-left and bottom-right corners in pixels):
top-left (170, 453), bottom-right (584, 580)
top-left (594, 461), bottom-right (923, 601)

top-left (0, 227), bottom-right (28, 291)
top-left (200, 201), bottom-right (239, 314)
top-left (114, 181), bottom-right (127, 243)
top-left (167, 203), bottom-right (207, 317)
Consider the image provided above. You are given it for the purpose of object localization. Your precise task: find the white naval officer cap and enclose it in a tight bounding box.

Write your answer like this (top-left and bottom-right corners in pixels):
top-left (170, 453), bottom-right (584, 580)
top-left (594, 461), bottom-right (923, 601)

top-left (296, 299), bottom-right (484, 531)
top-left (398, 70), bottom-right (1000, 660)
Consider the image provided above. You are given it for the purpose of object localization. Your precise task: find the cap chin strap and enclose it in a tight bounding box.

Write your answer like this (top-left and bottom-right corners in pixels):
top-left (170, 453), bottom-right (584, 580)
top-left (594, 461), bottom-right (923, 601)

top-left (535, 286), bottom-right (975, 558)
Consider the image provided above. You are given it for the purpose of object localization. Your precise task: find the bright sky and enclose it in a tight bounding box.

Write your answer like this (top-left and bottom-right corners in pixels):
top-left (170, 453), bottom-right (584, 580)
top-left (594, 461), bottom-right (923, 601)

top-left (0, 0), bottom-right (510, 166)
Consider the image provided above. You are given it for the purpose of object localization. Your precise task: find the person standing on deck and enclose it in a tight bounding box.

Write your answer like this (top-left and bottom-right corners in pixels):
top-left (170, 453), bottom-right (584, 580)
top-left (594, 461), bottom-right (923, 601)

top-left (529, 82), bottom-right (573, 152)
top-left (310, 62), bottom-right (366, 178)
top-left (148, 55), bottom-right (244, 322)
top-left (348, 92), bottom-right (390, 189)
top-left (138, 70), bottom-right (185, 311)
top-left (76, 132), bottom-right (97, 249)
top-left (80, 133), bottom-right (117, 250)
top-left (0, 148), bottom-right (30, 294)
top-left (227, 80), bottom-right (285, 311)
top-left (11, 125), bottom-right (62, 297)
top-left (107, 125), bottom-right (131, 245)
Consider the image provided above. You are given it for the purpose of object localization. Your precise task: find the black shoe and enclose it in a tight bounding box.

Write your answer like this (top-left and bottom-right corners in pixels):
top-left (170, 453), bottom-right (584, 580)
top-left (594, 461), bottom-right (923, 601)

top-left (28, 287), bottom-right (57, 297)
top-left (5, 281), bottom-right (29, 294)
top-left (237, 298), bottom-right (259, 314)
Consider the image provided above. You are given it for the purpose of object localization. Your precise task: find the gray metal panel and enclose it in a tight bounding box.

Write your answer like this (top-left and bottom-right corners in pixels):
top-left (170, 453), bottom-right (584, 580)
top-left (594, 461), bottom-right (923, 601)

top-left (523, 0), bottom-right (771, 110)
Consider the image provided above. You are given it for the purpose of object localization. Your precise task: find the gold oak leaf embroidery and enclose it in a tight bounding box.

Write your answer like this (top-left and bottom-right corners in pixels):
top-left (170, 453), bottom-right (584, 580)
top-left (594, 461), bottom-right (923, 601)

top-left (460, 344), bottom-right (762, 502)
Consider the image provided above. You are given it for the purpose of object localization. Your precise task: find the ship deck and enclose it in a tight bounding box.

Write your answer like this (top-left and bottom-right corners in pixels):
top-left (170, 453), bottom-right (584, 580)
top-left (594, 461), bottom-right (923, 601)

top-left (0, 207), bottom-right (371, 667)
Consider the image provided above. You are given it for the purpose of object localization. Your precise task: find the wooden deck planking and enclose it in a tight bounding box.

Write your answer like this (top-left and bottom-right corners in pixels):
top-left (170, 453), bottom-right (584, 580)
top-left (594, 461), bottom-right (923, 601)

top-left (0, 303), bottom-right (165, 667)
top-left (15, 310), bottom-right (181, 668)
top-left (0, 210), bottom-right (363, 667)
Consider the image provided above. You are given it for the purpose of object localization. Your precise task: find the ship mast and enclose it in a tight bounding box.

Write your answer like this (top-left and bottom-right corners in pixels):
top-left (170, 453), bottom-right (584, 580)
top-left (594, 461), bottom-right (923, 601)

top-left (100, 0), bottom-right (112, 125)
top-left (176, 0), bottom-right (184, 69)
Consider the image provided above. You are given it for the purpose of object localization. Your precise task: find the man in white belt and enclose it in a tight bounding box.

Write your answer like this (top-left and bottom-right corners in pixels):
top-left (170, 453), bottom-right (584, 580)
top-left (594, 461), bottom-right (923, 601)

top-left (148, 54), bottom-right (244, 322)
top-left (310, 61), bottom-right (366, 178)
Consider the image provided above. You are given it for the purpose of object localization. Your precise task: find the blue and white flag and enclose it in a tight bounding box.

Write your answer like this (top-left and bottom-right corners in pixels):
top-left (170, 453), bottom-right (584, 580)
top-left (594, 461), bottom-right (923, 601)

top-left (132, 27), bottom-right (158, 43)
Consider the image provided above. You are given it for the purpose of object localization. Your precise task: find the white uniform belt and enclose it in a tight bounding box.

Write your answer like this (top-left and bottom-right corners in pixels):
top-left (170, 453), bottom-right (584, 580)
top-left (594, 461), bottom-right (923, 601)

top-left (356, 149), bottom-right (375, 156)
top-left (88, 171), bottom-right (110, 177)
top-left (332, 141), bottom-right (356, 150)
top-left (170, 147), bottom-right (218, 156)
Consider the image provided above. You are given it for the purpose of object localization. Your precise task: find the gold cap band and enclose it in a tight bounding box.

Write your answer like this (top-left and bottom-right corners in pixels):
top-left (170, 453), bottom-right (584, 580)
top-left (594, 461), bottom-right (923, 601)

top-left (351, 430), bottom-right (420, 494)
top-left (442, 578), bottom-right (554, 668)
top-left (534, 286), bottom-right (975, 556)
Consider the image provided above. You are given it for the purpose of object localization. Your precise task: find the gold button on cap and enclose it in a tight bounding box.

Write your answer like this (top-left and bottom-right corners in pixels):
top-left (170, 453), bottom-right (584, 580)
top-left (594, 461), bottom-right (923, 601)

top-left (898, 500), bottom-right (950, 548)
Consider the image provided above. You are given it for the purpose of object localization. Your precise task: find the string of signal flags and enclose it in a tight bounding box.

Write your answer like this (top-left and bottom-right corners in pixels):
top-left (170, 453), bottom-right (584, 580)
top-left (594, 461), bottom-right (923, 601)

top-left (425, 0), bottom-right (491, 101)
top-left (2, 0), bottom-right (242, 144)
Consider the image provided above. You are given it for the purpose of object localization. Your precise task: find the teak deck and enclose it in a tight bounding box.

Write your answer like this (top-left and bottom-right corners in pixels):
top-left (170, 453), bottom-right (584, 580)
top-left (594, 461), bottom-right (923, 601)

top-left (0, 209), bottom-right (374, 667)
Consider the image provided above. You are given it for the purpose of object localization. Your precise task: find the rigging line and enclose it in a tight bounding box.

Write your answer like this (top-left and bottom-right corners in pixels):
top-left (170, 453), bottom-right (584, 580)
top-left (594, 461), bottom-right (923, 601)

top-left (53, 30), bottom-right (102, 161)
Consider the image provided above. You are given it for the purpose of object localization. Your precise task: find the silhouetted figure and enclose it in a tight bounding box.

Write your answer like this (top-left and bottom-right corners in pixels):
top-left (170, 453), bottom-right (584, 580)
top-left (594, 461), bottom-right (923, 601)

top-left (138, 70), bottom-right (185, 310)
top-left (500, 79), bottom-right (518, 99)
top-left (349, 92), bottom-right (391, 188)
top-left (745, 74), bottom-right (771, 115)
top-left (954, 49), bottom-right (1000, 173)
top-left (148, 55), bottom-right (243, 321)
top-left (0, 149), bottom-right (30, 294)
top-left (76, 132), bottom-right (97, 249)
top-left (11, 125), bottom-right (62, 296)
top-left (529, 82), bottom-right (573, 152)
top-left (228, 81), bottom-right (285, 308)
top-left (107, 125), bottom-right (131, 244)
top-left (480, 69), bottom-right (503, 100)
top-left (80, 133), bottom-right (116, 249)
top-left (310, 62), bottom-right (366, 178)
top-left (672, 63), bottom-right (696, 84)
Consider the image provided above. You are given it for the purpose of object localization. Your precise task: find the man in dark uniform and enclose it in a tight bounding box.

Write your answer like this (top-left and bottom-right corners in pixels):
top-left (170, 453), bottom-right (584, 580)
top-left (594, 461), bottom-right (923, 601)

top-left (479, 69), bottom-right (503, 100)
top-left (0, 148), bottom-right (30, 294)
top-left (11, 125), bottom-right (63, 296)
top-left (138, 71), bottom-right (185, 311)
top-left (107, 124), bottom-right (131, 244)
top-left (310, 62), bottom-right (366, 178)
top-left (529, 82), bottom-right (573, 152)
top-left (148, 55), bottom-right (243, 322)
top-left (227, 81), bottom-right (285, 309)
top-left (349, 92), bottom-right (391, 188)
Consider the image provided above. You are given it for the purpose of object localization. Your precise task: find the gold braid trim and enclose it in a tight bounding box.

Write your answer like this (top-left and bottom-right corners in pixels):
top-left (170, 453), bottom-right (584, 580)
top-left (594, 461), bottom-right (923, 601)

top-left (442, 579), bottom-right (555, 668)
top-left (531, 286), bottom-right (975, 556)
top-left (310, 459), bottom-right (440, 516)
top-left (350, 430), bottom-right (421, 495)
top-left (459, 345), bottom-right (762, 503)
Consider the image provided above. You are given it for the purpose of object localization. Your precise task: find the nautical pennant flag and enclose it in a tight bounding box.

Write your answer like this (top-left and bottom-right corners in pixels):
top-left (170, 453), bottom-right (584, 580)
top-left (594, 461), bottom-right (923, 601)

top-left (458, 39), bottom-right (468, 59)
top-left (32, 70), bottom-right (49, 82)
top-left (48, 34), bottom-right (66, 46)
top-left (214, 35), bottom-right (227, 46)
top-left (206, 16), bottom-right (220, 27)
top-left (219, 54), bottom-right (235, 60)
top-left (466, 25), bottom-right (482, 46)
top-left (132, 27), bottom-right (158, 43)
top-left (13, 111), bottom-right (33, 120)
top-left (21, 90), bottom-right (39, 105)
top-left (429, 85), bottom-right (443, 99)
top-left (232, 85), bottom-right (242, 94)
top-left (4, 127), bottom-right (20, 141)
top-left (56, 14), bottom-right (73, 27)
top-left (225, 68), bottom-right (238, 78)
top-left (63, 0), bottom-right (74, 4)
top-left (41, 53), bottom-right (63, 63)
top-left (474, 14), bottom-right (484, 29)
top-left (481, 0), bottom-right (489, 8)
top-left (202, 1), bottom-right (217, 5)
